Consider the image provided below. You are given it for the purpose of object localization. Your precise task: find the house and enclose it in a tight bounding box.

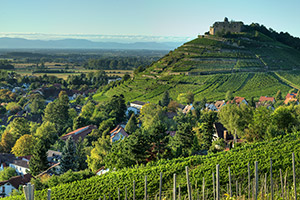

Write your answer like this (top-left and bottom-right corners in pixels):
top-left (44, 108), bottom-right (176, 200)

top-left (60, 125), bottom-right (97, 142)
top-left (259, 96), bottom-right (275, 103)
top-left (205, 103), bottom-right (218, 111)
top-left (108, 78), bottom-right (122, 84)
top-left (126, 106), bottom-right (140, 117)
top-left (227, 97), bottom-right (248, 106)
top-left (130, 101), bottom-right (146, 109)
top-left (95, 166), bottom-right (110, 176)
top-left (214, 101), bottom-right (226, 111)
top-left (286, 93), bottom-right (297, 99)
top-left (284, 93), bottom-right (298, 104)
top-left (110, 125), bottom-right (128, 142)
top-left (213, 122), bottom-right (233, 141)
top-left (0, 154), bottom-right (16, 171)
top-left (47, 150), bottom-right (62, 164)
top-left (0, 174), bottom-right (32, 198)
top-left (182, 104), bottom-right (194, 114)
top-left (9, 160), bottom-right (29, 175)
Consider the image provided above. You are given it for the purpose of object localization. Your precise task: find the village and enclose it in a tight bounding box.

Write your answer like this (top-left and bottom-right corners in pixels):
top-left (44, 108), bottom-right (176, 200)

top-left (0, 71), bottom-right (297, 197)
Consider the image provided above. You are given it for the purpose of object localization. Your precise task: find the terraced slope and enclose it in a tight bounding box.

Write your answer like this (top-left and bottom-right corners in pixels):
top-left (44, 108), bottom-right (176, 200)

top-left (94, 31), bottom-right (300, 103)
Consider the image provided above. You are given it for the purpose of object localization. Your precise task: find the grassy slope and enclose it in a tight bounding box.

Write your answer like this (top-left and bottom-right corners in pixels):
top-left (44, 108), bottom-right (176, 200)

top-left (94, 33), bottom-right (300, 103)
top-left (94, 72), bottom-right (292, 103)
top-left (5, 133), bottom-right (300, 200)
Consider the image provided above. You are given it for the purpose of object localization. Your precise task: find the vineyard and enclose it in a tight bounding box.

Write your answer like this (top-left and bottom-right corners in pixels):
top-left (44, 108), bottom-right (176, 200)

top-left (93, 72), bottom-right (293, 103)
top-left (5, 132), bottom-right (300, 200)
top-left (93, 31), bottom-right (300, 104)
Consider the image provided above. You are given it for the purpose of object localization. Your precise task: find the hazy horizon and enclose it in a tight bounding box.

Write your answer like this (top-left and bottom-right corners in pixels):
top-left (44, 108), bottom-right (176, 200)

top-left (1, 0), bottom-right (300, 43)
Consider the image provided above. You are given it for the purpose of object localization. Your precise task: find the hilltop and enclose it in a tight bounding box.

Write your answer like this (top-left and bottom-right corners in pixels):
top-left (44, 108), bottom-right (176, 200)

top-left (94, 19), bottom-right (300, 103)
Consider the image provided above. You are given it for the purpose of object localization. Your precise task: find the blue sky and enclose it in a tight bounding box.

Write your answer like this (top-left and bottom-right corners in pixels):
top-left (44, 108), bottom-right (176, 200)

top-left (1, 0), bottom-right (299, 42)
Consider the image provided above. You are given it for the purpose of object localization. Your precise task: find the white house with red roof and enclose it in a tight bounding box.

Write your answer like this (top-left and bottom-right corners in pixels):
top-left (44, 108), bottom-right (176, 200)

top-left (0, 174), bottom-right (32, 198)
top-left (110, 125), bottom-right (128, 142)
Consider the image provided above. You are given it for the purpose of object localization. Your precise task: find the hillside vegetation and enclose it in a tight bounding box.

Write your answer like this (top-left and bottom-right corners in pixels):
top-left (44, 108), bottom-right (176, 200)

top-left (5, 132), bottom-right (300, 199)
top-left (94, 25), bottom-right (300, 103)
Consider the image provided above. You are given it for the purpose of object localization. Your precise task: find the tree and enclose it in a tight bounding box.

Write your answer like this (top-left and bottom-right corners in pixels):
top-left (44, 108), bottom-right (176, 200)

top-left (275, 90), bottom-right (283, 101)
top-left (124, 114), bottom-right (138, 134)
top-left (29, 95), bottom-right (45, 114)
top-left (186, 91), bottom-right (194, 104)
top-left (29, 139), bottom-right (49, 176)
top-left (44, 92), bottom-right (70, 133)
top-left (87, 135), bottom-right (111, 173)
top-left (161, 91), bottom-right (171, 107)
top-left (0, 167), bottom-right (17, 181)
top-left (60, 137), bottom-right (78, 173)
top-left (225, 90), bottom-right (234, 101)
top-left (167, 101), bottom-right (179, 112)
top-left (140, 103), bottom-right (161, 130)
top-left (35, 122), bottom-right (57, 149)
top-left (244, 106), bottom-right (272, 141)
top-left (76, 138), bottom-right (88, 171)
top-left (0, 131), bottom-right (15, 153)
top-left (147, 120), bottom-right (170, 160)
top-left (170, 122), bottom-right (195, 157)
top-left (126, 130), bottom-right (149, 165)
top-left (196, 111), bottom-right (217, 149)
top-left (218, 104), bottom-right (253, 138)
top-left (8, 117), bottom-right (30, 139)
top-left (105, 95), bottom-right (127, 125)
top-left (11, 135), bottom-right (36, 157)
top-left (271, 106), bottom-right (295, 133)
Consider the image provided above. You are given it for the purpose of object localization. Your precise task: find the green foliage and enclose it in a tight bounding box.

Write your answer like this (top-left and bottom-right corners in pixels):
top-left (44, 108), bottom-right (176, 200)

top-left (34, 122), bottom-right (57, 148)
top-left (29, 139), bottom-right (49, 176)
top-left (225, 90), bottom-right (234, 101)
top-left (60, 137), bottom-right (78, 173)
top-left (0, 167), bottom-right (17, 181)
top-left (124, 114), bottom-right (138, 134)
top-left (87, 135), bottom-right (111, 173)
top-left (43, 91), bottom-right (70, 133)
top-left (6, 132), bottom-right (300, 200)
top-left (11, 134), bottom-right (36, 157)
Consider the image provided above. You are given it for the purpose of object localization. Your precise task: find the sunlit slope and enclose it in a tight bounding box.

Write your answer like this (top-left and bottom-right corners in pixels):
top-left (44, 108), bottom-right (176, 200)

top-left (94, 32), bottom-right (300, 103)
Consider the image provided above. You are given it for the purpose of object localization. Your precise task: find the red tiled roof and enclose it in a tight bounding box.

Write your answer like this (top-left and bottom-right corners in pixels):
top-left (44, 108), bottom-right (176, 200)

top-left (227, 97), bottom-right (246, 105)
top-left (259, 96), bottom-right (275, 102)
top-left (61, 125), bottom-right (97, 142)
top-left (0, 174), bottom-right (32, 189)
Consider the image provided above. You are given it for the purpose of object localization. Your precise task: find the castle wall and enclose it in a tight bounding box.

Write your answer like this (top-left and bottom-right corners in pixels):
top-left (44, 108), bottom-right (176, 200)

top-left (210, 21), bottom-right (243, 35)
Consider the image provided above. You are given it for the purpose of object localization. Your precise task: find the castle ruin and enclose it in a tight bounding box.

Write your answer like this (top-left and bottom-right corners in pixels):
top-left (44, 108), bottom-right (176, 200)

top-left (209, 17), bottom-right (244, 35)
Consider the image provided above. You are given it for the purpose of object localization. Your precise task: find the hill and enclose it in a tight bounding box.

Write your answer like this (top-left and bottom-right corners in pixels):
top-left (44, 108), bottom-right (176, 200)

top-left (0, 37), bottom-right (182, 50)
top-left (5, 132), bottom-right (300, 199)
top-left (93, 23), bottom-right (300, 103)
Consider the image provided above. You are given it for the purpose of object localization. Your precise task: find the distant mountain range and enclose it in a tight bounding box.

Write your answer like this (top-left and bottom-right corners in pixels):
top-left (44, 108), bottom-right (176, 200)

top-left (0, 37), bottom-right (182, 50)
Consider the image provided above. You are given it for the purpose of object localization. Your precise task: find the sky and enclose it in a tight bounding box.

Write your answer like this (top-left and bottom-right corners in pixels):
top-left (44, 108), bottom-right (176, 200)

top-left (1, 0), bottom-right (300, 42)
